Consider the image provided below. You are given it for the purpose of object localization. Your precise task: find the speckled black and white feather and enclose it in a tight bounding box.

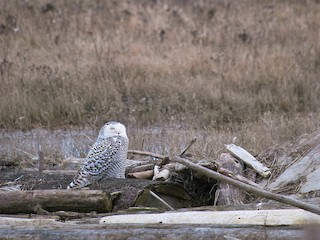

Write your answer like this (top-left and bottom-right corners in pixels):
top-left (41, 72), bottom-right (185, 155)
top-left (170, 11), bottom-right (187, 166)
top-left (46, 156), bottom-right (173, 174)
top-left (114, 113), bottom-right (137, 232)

top-left (67, 122), bottom-right (128, 189)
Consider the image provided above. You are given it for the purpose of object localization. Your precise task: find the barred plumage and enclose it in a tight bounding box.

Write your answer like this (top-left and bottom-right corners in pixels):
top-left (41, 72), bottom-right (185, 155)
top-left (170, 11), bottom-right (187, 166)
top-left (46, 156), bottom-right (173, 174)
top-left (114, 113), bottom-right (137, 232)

top-left (67, 122), bottom-right (128, 189)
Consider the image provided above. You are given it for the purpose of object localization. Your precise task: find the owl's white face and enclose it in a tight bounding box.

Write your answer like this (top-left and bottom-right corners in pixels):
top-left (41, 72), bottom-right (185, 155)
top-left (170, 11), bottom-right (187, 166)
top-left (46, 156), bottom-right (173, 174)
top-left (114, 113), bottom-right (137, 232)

top-left (99, 121), bottom-right (128, 139)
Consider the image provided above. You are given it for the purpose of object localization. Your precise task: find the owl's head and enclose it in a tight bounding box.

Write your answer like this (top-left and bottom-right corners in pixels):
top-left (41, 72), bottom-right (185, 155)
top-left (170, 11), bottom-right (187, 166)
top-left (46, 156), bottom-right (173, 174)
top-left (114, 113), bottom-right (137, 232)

top-left (98, 121), bottom-right (128, 140)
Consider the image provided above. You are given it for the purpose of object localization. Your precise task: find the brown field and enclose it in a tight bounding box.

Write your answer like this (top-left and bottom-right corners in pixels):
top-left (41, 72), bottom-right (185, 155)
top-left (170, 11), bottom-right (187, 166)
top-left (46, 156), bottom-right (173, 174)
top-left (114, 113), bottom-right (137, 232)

top-left (0, 0), bottom-right (320, 158)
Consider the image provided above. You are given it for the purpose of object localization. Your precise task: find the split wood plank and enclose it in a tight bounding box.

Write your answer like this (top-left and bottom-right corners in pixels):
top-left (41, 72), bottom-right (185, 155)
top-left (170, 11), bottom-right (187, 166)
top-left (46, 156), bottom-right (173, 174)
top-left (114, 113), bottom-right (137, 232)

top-left (225, 144), bottom-right (271, 178)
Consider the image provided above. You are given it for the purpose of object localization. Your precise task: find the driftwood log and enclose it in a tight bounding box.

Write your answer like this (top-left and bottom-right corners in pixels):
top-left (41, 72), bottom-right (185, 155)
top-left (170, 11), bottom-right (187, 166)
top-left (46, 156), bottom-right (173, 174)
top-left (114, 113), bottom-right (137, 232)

top-left (0, 168), bottom-right (191, 212)
top-left (0, 221), bottom-right (313, 239)
top-left (257, 129), bottom-right (320, 195)
top-left (0, 190), bottom-right (112, 214)
top-left (2, 199), bottom-right (320, 239)
top-left (100, 208), bottom-right (320, 225)
top-left (215, 153), bottom-right (245, 205)
top-left (127, 142), bottom-right (320, 214)
top-left (172, 156), bottom-right (320, 215)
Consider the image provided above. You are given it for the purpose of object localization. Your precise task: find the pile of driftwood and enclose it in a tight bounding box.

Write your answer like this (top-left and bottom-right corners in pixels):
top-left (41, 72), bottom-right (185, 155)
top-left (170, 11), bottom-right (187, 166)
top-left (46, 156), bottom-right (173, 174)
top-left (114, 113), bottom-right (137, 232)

top-left (1, 133), bottom-right (320, 239)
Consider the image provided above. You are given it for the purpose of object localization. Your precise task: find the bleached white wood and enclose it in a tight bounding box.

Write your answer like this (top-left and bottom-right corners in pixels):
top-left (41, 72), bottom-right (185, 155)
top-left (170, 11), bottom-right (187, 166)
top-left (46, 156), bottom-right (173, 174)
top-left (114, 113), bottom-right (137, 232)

top-left (269, 147), bottom-right (320, 193)
top-left (225, 144), bottom-right (271, 178)
top-left (100, 209), bottom-right (320, 226)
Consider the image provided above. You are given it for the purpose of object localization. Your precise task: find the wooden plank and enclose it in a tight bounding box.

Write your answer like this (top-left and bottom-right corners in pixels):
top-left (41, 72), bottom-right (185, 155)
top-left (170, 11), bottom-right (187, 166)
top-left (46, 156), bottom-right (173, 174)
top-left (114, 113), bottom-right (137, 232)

top-left (226, 144), bottom-right (271, 178)
top-left (100, 209), bottom-right (320, 226)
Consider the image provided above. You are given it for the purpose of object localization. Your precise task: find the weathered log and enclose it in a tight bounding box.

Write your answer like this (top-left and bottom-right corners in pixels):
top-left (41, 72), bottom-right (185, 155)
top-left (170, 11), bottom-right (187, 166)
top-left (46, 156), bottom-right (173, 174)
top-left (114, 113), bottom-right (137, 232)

top-left (215, 153), bottom-right (245, 205)
top-left (0, 168), bottom-right (191, 211)
top-left (226, 144), bottom-right (271, 178)
top-left (0, 190), bottom-right (112, 214)
top-left (172, 156), bottom-right (320, 215)
top-left (100, 209), bottom-right (320, 225)
top-left (266, 142), bottom-right (320, 194)
top-left (0, 216), bottom-right (63, 226)
top-left (0, 220), bottom-right (311, 239)
top-left (148, 190), bottom-right (174, 210)
top-left (135, 183), bottom-right (191, 210)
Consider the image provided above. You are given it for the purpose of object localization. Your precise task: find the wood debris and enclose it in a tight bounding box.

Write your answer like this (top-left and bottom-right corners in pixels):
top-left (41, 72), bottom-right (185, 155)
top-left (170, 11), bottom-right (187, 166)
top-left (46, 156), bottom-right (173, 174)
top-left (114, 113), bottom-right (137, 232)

top-left (100, 209), bottom-right (320, 225)
top-left (226, 144), bottom-right (271, 178)
top-left (2, 130), bottom-right (320, 239)
top-left (0, 190), bottom-right (112, 214)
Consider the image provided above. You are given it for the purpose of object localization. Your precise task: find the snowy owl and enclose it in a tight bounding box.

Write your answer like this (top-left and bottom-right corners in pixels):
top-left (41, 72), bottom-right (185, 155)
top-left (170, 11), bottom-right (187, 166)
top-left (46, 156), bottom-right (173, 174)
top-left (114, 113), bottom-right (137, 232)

top-left (67, 121), bottom-right (128, 189)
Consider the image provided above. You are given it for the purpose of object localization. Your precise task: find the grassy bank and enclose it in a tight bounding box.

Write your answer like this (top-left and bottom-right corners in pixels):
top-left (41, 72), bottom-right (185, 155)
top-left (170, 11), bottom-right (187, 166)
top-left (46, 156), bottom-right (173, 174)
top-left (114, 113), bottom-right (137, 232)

top-left (0, 0), bottom-right (320, 150)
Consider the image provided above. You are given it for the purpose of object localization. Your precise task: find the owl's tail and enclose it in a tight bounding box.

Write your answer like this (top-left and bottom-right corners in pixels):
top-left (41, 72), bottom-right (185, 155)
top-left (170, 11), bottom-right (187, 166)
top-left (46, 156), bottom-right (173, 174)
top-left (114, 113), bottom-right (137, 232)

top-left (67, 168), bottom-right (92, 189)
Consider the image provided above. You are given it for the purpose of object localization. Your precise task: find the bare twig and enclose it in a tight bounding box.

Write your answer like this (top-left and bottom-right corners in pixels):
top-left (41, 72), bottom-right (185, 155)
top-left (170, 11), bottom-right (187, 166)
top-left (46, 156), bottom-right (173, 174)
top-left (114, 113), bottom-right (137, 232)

top-left (180, 137), bottom-right (197, 156)
top-left (218, 167), bottom-right (262, 189)
top-left (38, 148), bottom-right (44, 175)
top-left (149, 190), bottom-right (174, 210)
top-left (172, 156), bottom-right (320, 216)
top-left (128, 150), bottom-right (165, 159)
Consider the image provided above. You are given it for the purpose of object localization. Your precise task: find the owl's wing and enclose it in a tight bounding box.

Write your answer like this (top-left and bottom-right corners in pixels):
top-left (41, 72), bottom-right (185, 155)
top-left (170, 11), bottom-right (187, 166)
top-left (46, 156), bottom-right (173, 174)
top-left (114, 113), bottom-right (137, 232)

top-left (83, 137), bottom-right (122, 176)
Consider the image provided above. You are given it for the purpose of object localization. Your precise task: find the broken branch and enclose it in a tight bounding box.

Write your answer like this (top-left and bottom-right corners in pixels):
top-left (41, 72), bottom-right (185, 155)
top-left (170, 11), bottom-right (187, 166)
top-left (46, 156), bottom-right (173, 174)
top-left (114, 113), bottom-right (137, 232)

top-left (180, 137), bottom-right (197, 156)
top-left (149, 190), bottom-right (174, 210)
top-left (172, 156), bottom-right (320, 215)
top-left (128, 150), bottom-right (165, 159)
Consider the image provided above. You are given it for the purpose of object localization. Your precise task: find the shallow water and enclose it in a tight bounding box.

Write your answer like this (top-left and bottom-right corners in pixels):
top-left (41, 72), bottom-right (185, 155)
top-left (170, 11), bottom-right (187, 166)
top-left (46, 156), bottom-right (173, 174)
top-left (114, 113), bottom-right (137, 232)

top-left (0, 124), bottom-right (229, 167)
top-left (0, 125), bottom-right (178, 163)
top-left (0, 128), bottom-right (97, 160)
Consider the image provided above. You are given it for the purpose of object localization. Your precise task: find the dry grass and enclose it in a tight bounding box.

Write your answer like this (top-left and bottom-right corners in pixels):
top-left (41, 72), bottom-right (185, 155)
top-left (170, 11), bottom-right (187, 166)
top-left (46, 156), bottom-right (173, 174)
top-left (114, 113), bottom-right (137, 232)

top-left (0, 0), bottom-right (320, 155)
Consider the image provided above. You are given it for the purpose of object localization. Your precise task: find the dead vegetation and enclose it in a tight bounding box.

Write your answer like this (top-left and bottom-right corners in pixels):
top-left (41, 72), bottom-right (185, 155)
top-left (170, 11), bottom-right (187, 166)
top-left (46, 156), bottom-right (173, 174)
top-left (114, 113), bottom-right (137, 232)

top-left (0, 0), bottom-right (319, 145)
top-left (2, 126), bottom-right (320, 238)
top-left (1, 133), bottom-right (320, 239)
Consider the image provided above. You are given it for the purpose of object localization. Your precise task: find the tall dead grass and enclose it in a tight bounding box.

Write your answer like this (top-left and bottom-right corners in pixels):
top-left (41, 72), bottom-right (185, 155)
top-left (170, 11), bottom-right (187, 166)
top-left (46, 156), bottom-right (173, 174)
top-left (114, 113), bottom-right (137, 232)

top-left (0, 0), bottom-right (320, 150)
